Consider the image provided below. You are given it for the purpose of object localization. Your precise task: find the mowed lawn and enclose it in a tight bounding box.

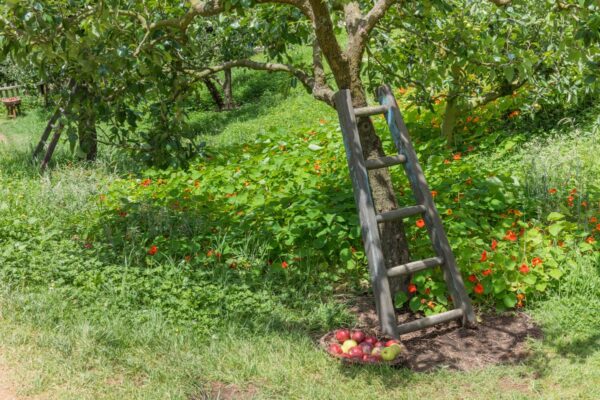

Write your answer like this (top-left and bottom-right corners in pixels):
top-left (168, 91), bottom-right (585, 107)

top-left (0, 89), bottom-right (599, 399)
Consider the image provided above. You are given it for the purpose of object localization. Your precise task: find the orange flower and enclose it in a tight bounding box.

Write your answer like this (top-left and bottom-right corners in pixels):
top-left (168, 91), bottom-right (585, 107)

top-left (582, 201), bottom-right (588, 208)
top-left (473, 117), bottom-right (480, 123)
top-left (474, 283), bottom-right (484, 295)
top-left (281, 261), bottom-right (289, 269)
top-left (596, 224), bottom-right (600, 232)
top-left (416, 219), bottom-right (426, 228)
top-left (444, 159), bottom-right (451, 165)
top-left (532, 257), bottom-right (543, 266)
top-left (468, 274), bottom-right (477, 283)
top-left (508, 110), bottom-right (520, 119)
top-left (519, 264), bottom-right (530, 274)
top-left (427, 301), bottom-right (435, 309)
top-left (548, 188), bottom-right (557, 195)
top-left (482, 269), bottom-right (492, 276)
top-left (517, 293), bottom-right (525, 301)
top-left (590, 216), bottom-right (598, 223)
top-left (504, 230), bottom-right (518, 241)
top-left (207, 250), bottom-right (214, 257)
top-left (570, 188), bottom-right (577, 194)
top-left (140, 178), bottom-right (152, 187)
top-left (453, 153), bottom-right (462, 161)
top-left (431, 190), bottom-right (438, 198)
top-left (398, 87), bottom-right (407, 95)
top-left (465, 177), bottom-right (473, 185)
top-left (491, 239), bottom-right (498, 251)
top-left (466, 116), bottom-right (473, 123)
top-left (148, 245), bottom-right (158, 256)
top-left (479, 250), bottom-right (488, 262)
top-left (586, 237), bottom-right (595, 244)
top-left (408, 283), bottom-right (417, 294)
top-left (446, 209), bottom-right (453, 216)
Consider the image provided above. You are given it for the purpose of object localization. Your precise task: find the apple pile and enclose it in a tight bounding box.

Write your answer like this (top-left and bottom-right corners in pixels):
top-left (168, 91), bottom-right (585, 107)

top-left (327, 329), bottom-right (402, 363)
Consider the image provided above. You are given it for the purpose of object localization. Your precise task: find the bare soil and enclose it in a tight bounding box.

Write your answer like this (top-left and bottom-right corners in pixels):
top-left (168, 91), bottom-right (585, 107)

top-left (193, 382), bottom-right (258, 400)
top-left (347, 296), bottom-right (543, 372)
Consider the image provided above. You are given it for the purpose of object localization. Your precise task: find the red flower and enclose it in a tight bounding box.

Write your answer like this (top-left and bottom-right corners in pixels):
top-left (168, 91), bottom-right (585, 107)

top-left (482, 269), bottom-right (492, 276)
top-left (474, 283), bottom-right (484, 295)
top-left (416, 219), bottom-right (426, 228)
top-left (491, 239), bottom-right (498, 251)
top-left (141, 178), bottom-right (152, 187)
top-left (148, 245), bottom-right (158, 256)
top-left (431, 190), bottom-right (438, 198)
top-left (479, 250), bottom-right (488, 262)
top-left (444, 159), bottom-right (451, 165)
top-left (548, 188), bottom-right (557, 195)
top-left (281, 261), bottom-right (289, 269)
top-left (570, 188), bottom-right (577, 195)
top-left (504, 231), bottom-right (518, 241)
top-left (532, 257), bottom-right (543, 267)
top-left (519, 264), bottom-right (530, 274)
top-left (586, 237), bottom-right (595, 244)
top-left (596, 224), bottom-right (600, 232)
top-left (408, 283), bottom-right (417, 294)
top-left (424, 287), bottom-right (431, 295)
top-left (590, 217), bottom-right (598, 223)
top-left (453, 153), bottom-right (462, 161)
top-left (468, 274), bottom-right (477, 283)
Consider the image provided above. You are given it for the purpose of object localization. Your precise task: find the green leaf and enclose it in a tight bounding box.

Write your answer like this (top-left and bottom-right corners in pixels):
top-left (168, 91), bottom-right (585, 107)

top-left (548, 223), bottom-right (564, 237)
top-left (547, 212), bottom-right (565, 221)
top-left (503, 293), bottom-right (517, 308)
top-left (395, 291), bottom-right (408, 306)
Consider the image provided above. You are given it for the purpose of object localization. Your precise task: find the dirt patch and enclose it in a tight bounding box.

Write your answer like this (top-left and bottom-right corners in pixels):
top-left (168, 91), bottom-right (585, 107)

top-left (191, 382), bottom-right (259, 400)
top-left (0, 364), bottom-right (19, 400)
top-left (347, 296), bottom-right (543, 372)
top-left (0, 133), bottom-right (8, 144)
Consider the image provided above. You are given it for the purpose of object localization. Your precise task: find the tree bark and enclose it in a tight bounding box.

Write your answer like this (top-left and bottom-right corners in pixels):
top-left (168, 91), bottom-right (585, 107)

top-left (441, 93), bottom-right (460, 144)
top-left (77, 86), bottom-right (98, 161)
top-left (223, 68), bottom-right (235, 110)
top-left (203, 77), bottom-right (224, 110)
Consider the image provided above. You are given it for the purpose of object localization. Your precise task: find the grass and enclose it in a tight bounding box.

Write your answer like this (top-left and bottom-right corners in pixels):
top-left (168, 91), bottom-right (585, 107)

top-left (1, 78), bottom-right (600, 399)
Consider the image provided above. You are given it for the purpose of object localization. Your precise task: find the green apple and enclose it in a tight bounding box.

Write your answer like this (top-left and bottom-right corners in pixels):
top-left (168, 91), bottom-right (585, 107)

top-left (341, 339), bottom-right (358, 354)
top-left (380, 347), bottom-right (397, 361)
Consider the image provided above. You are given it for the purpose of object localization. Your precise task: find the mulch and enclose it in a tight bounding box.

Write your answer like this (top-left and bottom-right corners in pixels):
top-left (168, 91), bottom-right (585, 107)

top-left (344, 296), bottom-right (543, 372)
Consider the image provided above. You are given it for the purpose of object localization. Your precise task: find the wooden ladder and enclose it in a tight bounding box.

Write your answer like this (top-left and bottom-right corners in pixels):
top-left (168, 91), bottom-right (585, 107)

top-left (334, 85), bottom-right (476, 339)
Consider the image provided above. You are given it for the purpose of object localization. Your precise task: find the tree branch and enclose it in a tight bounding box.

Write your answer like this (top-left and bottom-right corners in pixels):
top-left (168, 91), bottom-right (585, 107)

top-left (486, 0), bottom-right (511, 5)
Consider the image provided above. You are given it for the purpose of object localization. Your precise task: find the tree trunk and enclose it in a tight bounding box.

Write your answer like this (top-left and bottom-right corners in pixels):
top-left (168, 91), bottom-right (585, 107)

top-left (441, 93), bottom-right (460, 144)
top-left (203, 77), bottom-right (224, 111)
top-left (77, 86), bottom-right (97, 162)
top-left (223, 68), bottom-right (235, 110)
top-left (349, 82), bottom-right (412, 296)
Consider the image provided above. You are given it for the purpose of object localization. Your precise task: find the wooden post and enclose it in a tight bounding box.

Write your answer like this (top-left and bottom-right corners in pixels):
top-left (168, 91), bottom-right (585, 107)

top-left (33, 108), bottom-right (62, 159)
top-left (334, 89), bottom-right (399, 338)
top-left (377, 85), bottom-right (476, 326)
top-left (40, 122), bottom-right (64, 172)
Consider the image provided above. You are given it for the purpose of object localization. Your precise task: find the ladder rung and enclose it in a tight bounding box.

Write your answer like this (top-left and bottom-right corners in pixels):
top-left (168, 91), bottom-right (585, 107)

top-left (376, 205), bottom-right (425, 223)
top-left (387, 256), bottom-right (444, 278)
top-left (365, 154), bottom-right (407, 170)
top-left (354, 105), bottom-right (389, 118)
top-left (397, 308), bottom-right (464, 336)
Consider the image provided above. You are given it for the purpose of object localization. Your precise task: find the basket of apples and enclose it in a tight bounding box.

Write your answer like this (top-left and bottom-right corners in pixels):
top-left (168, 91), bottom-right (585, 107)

top-left (321, 329), bottom-right (404, 365)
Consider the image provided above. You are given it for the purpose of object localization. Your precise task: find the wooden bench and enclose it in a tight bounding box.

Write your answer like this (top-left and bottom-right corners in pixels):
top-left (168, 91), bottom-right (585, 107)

top-left (0, 85), bottom-right (23, 118)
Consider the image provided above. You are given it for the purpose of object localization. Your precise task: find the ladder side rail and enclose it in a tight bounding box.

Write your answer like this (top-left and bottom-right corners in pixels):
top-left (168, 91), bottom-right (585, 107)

top-left (377, 85), bottom-right (476, 325)
top-left (334, 90), bottom-right (399, 338)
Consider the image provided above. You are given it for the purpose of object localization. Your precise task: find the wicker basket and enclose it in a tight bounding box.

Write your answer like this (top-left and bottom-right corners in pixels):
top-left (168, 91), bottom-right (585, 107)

top-left (319, 331), bottom-right (405, 366)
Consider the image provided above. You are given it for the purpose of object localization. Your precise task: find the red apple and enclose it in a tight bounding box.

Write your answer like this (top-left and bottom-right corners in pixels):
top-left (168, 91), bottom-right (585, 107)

top-left (351, 330), bottom-right (366, 343)
top-left (328, 343), bottom-right (343, 355)
top-left (359, 342), bottom-right (373, 355)
top-left (348, 346), bottom-right (364, 359)
top-left (335, 329), bottom-right (351, 343)
top-left (366, 355), bottom-right (381, 363)
top-left (364, 336), bottom-right (378, 346)
top-left (385, 339), bottom-right (401, 347)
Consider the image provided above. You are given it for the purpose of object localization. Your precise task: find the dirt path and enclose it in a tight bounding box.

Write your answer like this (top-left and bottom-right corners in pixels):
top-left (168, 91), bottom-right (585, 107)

top-left (0, 363), bottom-right (19, 400)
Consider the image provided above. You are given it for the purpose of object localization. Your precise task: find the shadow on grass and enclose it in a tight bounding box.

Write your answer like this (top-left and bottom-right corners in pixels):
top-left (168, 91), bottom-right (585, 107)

top-left (186, 68), bottom-right (297, 138)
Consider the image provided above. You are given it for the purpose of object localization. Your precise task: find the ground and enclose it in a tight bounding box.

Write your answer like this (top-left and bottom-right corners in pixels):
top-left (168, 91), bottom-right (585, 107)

top-left (0, 88), bottom-right (599, 399)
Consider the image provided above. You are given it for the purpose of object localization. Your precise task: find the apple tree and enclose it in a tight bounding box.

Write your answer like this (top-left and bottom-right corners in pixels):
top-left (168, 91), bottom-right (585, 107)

top-left (364, 0), bottom-right (599, 142)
